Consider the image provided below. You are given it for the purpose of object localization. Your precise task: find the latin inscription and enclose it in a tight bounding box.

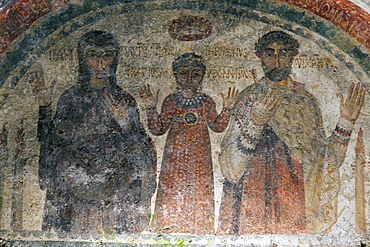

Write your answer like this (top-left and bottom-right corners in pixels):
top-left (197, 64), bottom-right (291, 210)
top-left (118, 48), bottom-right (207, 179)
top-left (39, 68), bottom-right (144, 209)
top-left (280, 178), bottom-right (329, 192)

top-left (121, 43), bottom-right (179, 57)
top-left (294, 54), bottom-right (335, 69)
top-left (204, 46), bottom-right (251, 58)
top-left (0, 0), bottom-right (64, 52)
top-left (46, 45), bottom-right (335, 73)
top-left (122, 67), bottom-right (169, 78)
top-left (312, 0), bottom-right (370, 43)
top-left (206, 68), bottom-right (257, 80)
top-left (283, 0), bottom-right (370, 45)
top-left (47, 48), bottom-right (76, 61)
top-left (122, 66), bottom-right (258, 80)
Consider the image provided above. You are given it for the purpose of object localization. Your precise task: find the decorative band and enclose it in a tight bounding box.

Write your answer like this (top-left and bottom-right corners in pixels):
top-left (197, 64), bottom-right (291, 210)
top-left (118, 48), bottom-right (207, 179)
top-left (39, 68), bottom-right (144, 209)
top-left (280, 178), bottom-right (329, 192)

top-left (335, 125), bottom-right (352, 137)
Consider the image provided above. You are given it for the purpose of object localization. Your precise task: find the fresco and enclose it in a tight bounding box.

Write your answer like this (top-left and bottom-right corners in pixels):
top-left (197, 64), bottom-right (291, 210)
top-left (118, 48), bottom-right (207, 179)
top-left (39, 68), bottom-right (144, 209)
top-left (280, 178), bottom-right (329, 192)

top-left (35, 30), bottom-right (156, 234)
top-left (218, 30), bottom-right (365, 235)
top-left (0, 0), bottom-right (370, 245)
top-left (141, 53), bottom-right (238, 234)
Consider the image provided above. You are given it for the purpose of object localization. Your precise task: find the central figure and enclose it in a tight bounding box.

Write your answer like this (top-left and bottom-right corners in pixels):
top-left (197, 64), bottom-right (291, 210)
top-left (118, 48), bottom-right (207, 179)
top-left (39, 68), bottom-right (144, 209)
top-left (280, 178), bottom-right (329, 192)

top-left (141, 53), bottom-right (238, 234)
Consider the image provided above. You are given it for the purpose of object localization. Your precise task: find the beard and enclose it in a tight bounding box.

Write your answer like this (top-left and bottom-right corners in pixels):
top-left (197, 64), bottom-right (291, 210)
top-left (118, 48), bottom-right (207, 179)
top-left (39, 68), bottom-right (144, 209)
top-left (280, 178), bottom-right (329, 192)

top-left (263, 66), bottom-right (291, 82)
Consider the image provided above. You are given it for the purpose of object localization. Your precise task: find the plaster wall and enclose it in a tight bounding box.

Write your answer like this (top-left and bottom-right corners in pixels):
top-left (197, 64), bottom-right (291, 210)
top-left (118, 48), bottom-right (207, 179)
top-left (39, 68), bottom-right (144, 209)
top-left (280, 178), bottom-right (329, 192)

top-left (0, 0), bottom-right (370, 246)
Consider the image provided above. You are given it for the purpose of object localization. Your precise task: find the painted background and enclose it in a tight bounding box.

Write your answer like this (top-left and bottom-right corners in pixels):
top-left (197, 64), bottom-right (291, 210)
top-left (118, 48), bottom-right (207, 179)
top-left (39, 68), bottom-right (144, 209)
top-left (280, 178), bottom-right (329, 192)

top-left (0, 0), bottom-right (370, 245)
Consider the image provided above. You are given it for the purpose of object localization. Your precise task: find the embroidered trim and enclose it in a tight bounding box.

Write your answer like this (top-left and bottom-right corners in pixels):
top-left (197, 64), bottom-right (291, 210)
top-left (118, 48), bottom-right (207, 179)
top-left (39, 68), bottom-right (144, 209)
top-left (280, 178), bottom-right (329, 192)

top-left (335, 125), bottom-right (352, 137)
top-left (233, 95), bottom-right (252, 127)
top-left (333, 124), bottom-right (352, 145)
top-left (235, 122), bottom-right (262, 155)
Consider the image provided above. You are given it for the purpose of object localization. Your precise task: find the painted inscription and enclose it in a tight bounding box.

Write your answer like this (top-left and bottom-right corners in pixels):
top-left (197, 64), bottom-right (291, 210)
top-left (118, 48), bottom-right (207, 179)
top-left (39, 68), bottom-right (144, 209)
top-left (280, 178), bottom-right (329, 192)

top-left (47, 48), bottom-right (76, 61)
top-left (204, 46), bottom-right (251, 58)
top-left (0, 0), bottom-right (370, 54)
top-left (295, 54), bottom-right (335, 69)
top-left (281, 0), bottom-right (370, 47)
top-left (206, 68), bottom-right (257, 80)
top-left (0, 0), bottom-right (69, 52)
top-left (121, 43), bottom-right (180, 57)
top-left (122, 67), bottom-right (169, 79)
top-left (0, 0), bottom-right (368, 240)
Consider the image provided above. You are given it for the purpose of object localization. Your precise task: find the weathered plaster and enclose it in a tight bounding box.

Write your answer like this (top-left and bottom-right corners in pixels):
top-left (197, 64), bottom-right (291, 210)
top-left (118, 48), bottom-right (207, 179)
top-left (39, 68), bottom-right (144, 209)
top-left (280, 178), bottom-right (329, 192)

top-left (0, 0), bottom-right (370, 246)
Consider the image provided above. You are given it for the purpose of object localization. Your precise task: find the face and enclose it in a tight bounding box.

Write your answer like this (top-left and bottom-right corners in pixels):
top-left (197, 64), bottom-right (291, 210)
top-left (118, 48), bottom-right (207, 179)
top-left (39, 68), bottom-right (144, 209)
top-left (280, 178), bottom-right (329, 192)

top-left (174, 66), bottom-right (204, 91)
top-left (258, 42), bottom-right (296, 82)
top-left (84, 45), bottom-right (116, 79)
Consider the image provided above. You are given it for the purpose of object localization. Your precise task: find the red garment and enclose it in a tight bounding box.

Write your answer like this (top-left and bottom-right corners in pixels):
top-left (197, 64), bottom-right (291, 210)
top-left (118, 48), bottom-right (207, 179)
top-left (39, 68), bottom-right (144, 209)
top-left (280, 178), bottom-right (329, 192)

top-left (147, 92), bottom-right (229, 234)
top-left (218, 126), bottom-right (306, 234)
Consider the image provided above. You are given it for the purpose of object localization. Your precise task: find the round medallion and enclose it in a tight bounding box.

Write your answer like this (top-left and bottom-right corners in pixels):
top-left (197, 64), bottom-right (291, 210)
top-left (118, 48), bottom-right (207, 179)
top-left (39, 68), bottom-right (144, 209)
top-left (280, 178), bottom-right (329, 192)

top-left (184, 112), bottom-right (198, 125)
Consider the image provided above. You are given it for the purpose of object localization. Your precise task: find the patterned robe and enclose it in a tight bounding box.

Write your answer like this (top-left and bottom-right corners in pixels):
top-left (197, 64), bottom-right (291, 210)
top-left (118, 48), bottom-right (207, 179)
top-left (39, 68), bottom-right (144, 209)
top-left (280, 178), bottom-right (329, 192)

top-left (218, 77), bottom-right (353, 234)
top-left (147, 92), bottom-right (230, 234)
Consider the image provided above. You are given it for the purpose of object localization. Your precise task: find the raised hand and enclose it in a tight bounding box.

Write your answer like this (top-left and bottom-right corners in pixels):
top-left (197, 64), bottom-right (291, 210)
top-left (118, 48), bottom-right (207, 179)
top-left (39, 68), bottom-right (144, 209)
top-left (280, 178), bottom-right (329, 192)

top-left (251, 88), bottom-right (282, 126)
top-left (27, 69), bottom-right (53, 106)
top-left (140, 84), bottom-right (160, 110)
top-left (340, 82), bottom-right (366, 122)
top-left (221, 87), bottom-right (239, 110)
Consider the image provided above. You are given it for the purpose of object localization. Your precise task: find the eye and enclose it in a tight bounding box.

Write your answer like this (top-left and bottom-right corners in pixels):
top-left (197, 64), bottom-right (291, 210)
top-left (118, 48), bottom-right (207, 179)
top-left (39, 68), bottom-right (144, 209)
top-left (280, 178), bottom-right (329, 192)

top-left (192, 72), bottom-right (202, 78)
top-left (102, 50), bottom-right (115, 59)
top-left (86, 50), bottom-right (98, 58)
top-left (279, 49), bottom-right (292, 57)
top-left (264, 51), bottom-right (274, 58)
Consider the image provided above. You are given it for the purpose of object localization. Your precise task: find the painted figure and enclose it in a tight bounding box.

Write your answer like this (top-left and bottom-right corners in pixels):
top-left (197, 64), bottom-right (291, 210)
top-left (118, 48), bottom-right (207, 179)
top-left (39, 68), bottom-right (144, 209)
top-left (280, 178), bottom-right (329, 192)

top-left (218, 31), bottom-right (366, 234)
top-left (34, 30), bottom-right (156, 233)
top-left (141, 53), bottom-right (238, 234)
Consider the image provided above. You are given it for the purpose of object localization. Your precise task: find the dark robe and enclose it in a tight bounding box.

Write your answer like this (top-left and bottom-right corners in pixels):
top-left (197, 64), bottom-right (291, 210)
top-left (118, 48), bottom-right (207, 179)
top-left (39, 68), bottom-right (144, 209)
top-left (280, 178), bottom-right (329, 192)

top-left (38, 82), bottom-right (156, 233)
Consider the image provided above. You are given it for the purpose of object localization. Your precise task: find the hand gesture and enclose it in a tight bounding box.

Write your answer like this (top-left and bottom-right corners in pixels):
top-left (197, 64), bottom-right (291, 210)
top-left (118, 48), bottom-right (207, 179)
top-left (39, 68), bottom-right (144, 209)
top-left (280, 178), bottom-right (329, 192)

top-left (251, 88), bottom-right (282, 126)
top-left (221, 87), bottom-right (239, 110)
top-left (27, 70), bottom-right (53, 106)
top-left (340, 82), bottom-right (366, 122)
top-left (102, 90), bottom-right (128, 120)
top-left (140, 84), bottom-right (160, 110)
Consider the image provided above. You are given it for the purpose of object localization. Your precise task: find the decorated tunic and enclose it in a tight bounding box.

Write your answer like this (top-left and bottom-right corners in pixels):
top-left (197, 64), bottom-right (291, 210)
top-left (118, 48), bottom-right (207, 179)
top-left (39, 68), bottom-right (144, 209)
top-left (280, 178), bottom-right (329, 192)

top-left (147, 92), bottom-right (230, 234)
top-left (218, 77), bottom-right (354, 234)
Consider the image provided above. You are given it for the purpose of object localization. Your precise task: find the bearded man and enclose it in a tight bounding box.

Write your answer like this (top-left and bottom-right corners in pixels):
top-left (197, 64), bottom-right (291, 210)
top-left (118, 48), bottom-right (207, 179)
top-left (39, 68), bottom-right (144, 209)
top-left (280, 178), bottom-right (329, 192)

top-left (218, 31), bottom-right (366, 234)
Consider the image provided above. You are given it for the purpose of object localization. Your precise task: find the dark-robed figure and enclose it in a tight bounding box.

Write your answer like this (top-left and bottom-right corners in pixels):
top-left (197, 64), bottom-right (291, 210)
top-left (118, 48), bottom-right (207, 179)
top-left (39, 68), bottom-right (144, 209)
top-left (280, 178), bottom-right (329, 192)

top-left (36, 30), bottom-right (156, 233)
